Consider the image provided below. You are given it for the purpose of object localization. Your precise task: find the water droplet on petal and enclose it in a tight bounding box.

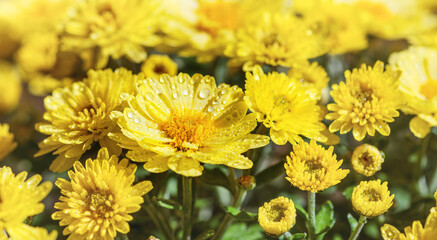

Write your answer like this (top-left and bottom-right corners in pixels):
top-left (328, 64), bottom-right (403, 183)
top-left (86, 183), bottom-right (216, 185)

top-left (207, 106), bottom-right (214, 112)
top-left (145, 92), bottom-right (153, 101)
top-left (182, 89), bottom-right (189, 96)
top-left (199, 89), bottom-right (210, 99)
top-left (172, 92), bottom-right (178, 99)
top-left (127, 112), bottom-right (134, 118)
top-left (134, 117), bottom-right (140, 123)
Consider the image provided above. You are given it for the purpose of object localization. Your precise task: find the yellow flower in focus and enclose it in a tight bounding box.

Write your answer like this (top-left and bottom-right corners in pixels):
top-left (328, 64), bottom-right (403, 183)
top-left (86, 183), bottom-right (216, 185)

top-left (381, 211), bottom-right (437, 240)
top-left (326, 61), bottom-right (403, 141)
top-left (389, 47), bottom-right (437, 138)
top-left (0, 166), bottom-right (53, 239)
top-left (352, 179), bottom-right (394, 218)
top-left (351, 144), bottom-right (384, 176)
top-left (141, 55), bottom-right (178, 79)
top-left (111, 73), bottom-right (269, 177)
top-left (284, 140), bottom-right (349, 193)
top-left (244, 66), bottom-right (327, 145)
top-left (0, 61), bottom-right (21, 114)
top-left (52, 148), bottom-right (153, 240)
top-left (258, 196), bottom-right (296, 236)
top-left (287, 61), bottom-right (330, 101)
top-left (225, 12), bottom-right (327, 70)
top-left (61, 0), bottom-right (161, 68)
top-left (0, 123), bottom-right (17, 161)
top-left (293, 0), bottom-right (368, 54)
top-left (35, 68), bottom-right (141, 172)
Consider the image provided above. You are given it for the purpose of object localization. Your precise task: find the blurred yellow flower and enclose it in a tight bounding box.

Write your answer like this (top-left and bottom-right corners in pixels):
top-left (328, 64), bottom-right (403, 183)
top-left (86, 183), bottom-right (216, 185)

top-left (0, 123), bottom-right (17, 161)
top-left (389, 46), bottom-right (437, 138)
top-left (6, 225), bottom-right (58, 240)
top-left (0, 61), bottom-right (21, 115)
top-left (35, 68), bottom-right (141, 172)
top-left (352, 179), bottom-right (394, 218)
top-left (141, 55), bottom-right (178, 79)
top-left (111, 73), bottom-right (269, 177)
top-left (287, 61), bottom-right (330, 101)
top-left (351, 144), bottom-right (384, 176)
top-left (326, 61), bottom-right (403, 141)
top-left (293, 0), bottom-right (368, 54)
top-left (381, 211), bottom-right (437, 240)
top-left (284, 140), bottom-right (349, 193)
top-left (61, 0), bottom-right (161, 68)
top-left (225, 12), bottom-right (327, 70)
top-left (52, 148), bottom-right (153, 240)
top-left (0, 166), bottom-right (53, 239)
top-left (258, 196), bottom-right (296, 236)
top-left (244, 66), bottom-right (327, 145)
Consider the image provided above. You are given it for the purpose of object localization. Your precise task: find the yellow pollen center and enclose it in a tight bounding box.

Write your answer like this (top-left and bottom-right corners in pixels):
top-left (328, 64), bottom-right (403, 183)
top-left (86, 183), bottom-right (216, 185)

top-left (419, 79), bottom-right (437, 100)
top-left (161, 112), bottom-right (215, 151)
top-left (196, 0), bottom-right (240, 36)
top-left (362, 189), bottom-right (382, 202)
top-left (359, 152), bottom-right (374, 166)
top-left (267, 204), bottom-right (286, 222)
top-left (88, 192), bottom-right (113, 218)
top-left (304, 160), bottom-right (324, 176)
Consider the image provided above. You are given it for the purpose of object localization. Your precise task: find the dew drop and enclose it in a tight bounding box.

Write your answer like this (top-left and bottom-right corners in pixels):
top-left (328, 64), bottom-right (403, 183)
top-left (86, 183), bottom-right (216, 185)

top-left (182, 89), bottom-right (189, 96)
top-left (145, 92), bottom-right (154, 101)
top-left (207, 106), bottom-right (214, 112)
top-left (212, 100), bottom-right (219, 105)
top-left (198, 89), bottom-right (210, 99)
top-left (127, 112), bottom-right (134, 118)
top-left (172, 92), bottom-right (178, 99)
top-left (221, 89), bottom-right (228, 95)
top-left (133, 117), bottom-right (140, 123)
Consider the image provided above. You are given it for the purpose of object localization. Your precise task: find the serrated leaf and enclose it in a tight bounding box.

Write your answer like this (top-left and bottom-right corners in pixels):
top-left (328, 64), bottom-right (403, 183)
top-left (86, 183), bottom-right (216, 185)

top-left (316, 201), bottom-right (335, 240)
top-left (222, 206), bottom-right (257, 221)
top-left (194, 230), bottom-right (215, 240)
top-left (152, 197), bottom-right (182, 211)
top-left (347, 213), bottom-right (358, 232)
top-left (294, 202), bottom-right (309, 221)
top-left (254, 161), bottom-right (285, 186)
top-left (343, 186), bottom-right (354, 200)
top-left (197, 167), bottom-right (232, 193)
top-left (222, 223), bottom-right (262, 240)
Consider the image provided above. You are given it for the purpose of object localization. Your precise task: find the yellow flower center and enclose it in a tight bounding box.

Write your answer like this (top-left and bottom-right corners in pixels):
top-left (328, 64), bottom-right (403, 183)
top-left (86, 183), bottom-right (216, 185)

top-left (161, 112), bottom-right (215, 151)
top-left (359, 152), bottom-right (374, 166)
top-left (362, 189), bottom-right (382, 202)
top-left (88, 192), bottom-right (113, 218)
top-left (304, 160), bottom-right (324, 177)
top-left (266, 204), bottom-right (286, 222)
top-left (196, 0), bottom-right (241, 36)
top-left (419, 79), bottom-right (437, 100)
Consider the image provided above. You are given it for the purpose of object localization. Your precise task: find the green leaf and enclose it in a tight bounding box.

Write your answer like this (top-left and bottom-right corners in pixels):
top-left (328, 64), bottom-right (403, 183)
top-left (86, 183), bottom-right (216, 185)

top-left (254, 161), bottom-right (285, 186)
top-left (194, 230), bottom-right (215, 240)
top-left (197, 167), bottom-right (232, 193)
top-left (294, 202), bottom-right (309, 221)
top-left (152, 197), bottom-right (182, 211)
top-left (222, 223), bottom-right (262, 240)
top-left (291, 233), bottom-right (307, 239)
top-left (347, 213), bottom-right (358, 232)
top-left (343, 186), bottom-right (354, 200)
top-left (315, 201), bottom-right (336, 240)
top-left (222, 206), bottom-right (257, 221)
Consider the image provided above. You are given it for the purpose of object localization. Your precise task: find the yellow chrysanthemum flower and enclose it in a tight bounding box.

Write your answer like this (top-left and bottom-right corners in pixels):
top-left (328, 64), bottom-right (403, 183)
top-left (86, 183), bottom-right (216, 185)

top-left (326, 61), bottom-right (403, 141)
top-left (5, 225), bottom-right (58, 240)
top-left (0, 61), bottom-right (21, 115)
top-left (389, 47), bottom-right (437, 138)
top-left (293, 0), bottom-right (368, 54)
top-left (225, 12), bottom-right (327, 71)
top-left (258, 196), bottom-right (296, 236)
top-left (287, 61), bottom-right (330, 101)
top-left (52, 148), bottom-right (153, 240)
top-left (244, 65), bottom-right (327, 145)
top-left (381, 211), bottom-right (437, 240)
top-left (0, 123), bottom-right (17, 161)
top-left (111, 73), bottom-right (269, 177)
top-left (408, 28), bottom-right (437, 48)
top-left (141, 55), bottom-right (178, 79)
top-left (351, 144), bottom-right (384, 176)
top-left (61, 0), bottom-right (161, 68)
top-left (35, 68), bottom-right (141, 172)
top-left (352, 179), bottom-right (394, 218)
top-left (0, 166), bottom-right (53, 239)
top-left (284, 140), bottom-right (349, 193)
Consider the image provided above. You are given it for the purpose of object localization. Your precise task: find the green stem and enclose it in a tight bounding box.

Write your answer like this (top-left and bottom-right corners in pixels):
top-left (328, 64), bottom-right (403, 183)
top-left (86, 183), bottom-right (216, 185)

top-left (413, 134), bottom-right (431, 194)
top-left (348, 215), bottom-right (367, 240)
top-left (211, 188), bottom-right (247, 240)
top-left (143, 196), bottom-right (176, 240)
top-left (182, 177), bottom-right (193, 240)
top-left (120, 234), bottom-right (129, 240)
top-left (308, 192), bottom-right (317, 240)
